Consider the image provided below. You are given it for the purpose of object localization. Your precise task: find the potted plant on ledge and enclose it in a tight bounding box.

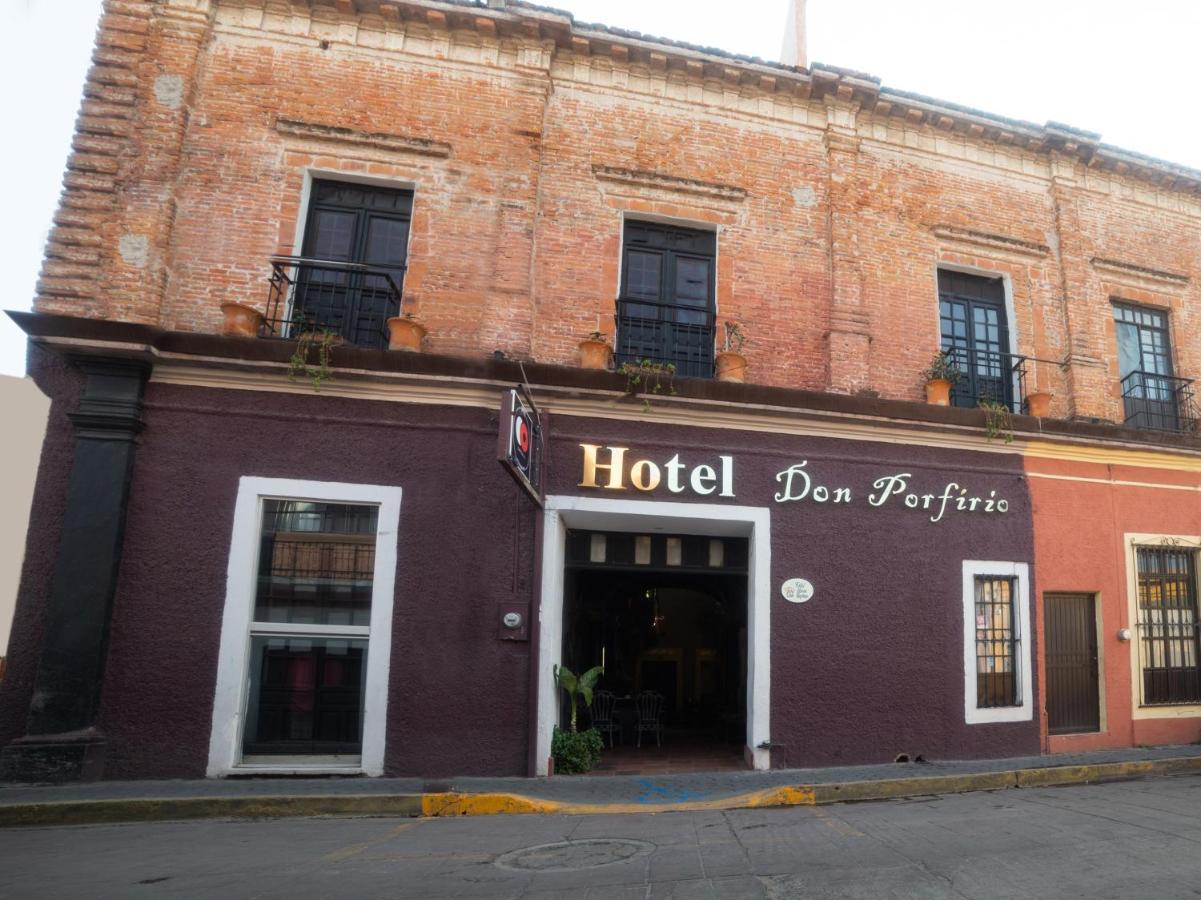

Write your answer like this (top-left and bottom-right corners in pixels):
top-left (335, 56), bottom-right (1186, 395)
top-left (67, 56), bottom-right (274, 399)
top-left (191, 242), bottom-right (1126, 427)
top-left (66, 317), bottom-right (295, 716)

top-left (219, 301), bottom-right (264, 338)
top-left (922, 350), bottom-right (962, 406)
top-left (578, 331), bottom-right (613, 370)
top-left (386, 309), bottom-right (427, 351)
top-left (715, 320), bottom-right (748, 383)
top-left (1025, 390), bottom-right (1053, 418)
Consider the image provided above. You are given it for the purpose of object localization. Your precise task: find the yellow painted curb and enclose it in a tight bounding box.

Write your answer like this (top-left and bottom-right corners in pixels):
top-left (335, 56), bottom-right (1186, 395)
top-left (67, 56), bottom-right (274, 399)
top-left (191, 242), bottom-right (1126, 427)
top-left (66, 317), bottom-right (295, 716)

top-left (1, 755), bottom-right (1197, 828)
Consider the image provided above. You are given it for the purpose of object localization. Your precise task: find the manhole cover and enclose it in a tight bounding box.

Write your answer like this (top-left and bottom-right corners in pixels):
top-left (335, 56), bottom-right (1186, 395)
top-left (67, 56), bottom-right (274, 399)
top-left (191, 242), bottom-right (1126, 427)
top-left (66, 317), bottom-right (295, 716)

top-left (494, 839), bottom-right (655, 872)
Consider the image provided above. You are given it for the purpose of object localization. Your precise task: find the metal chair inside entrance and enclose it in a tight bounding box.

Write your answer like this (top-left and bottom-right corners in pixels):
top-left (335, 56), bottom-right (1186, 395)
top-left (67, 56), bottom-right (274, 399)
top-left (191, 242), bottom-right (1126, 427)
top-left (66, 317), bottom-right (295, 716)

top-left (590, 690), bottom-right (622, 748)
top-left (634, 690), bottom-right (665, 748)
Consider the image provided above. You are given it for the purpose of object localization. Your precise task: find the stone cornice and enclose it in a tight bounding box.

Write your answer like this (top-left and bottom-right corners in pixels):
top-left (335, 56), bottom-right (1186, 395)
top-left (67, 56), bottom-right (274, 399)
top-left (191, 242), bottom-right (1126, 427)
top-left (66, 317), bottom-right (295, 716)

top-left (13, 310), bottom-right (1201, 464)
top-left (1091, 257), bottom-right (1191, 290)
top-left (275, 118), bottom-right (453, 158)
top-left (932, 226), bottom-right (1051, 260)
top-left (217, 1), bottom-right (1201, 201)
top-left (591, 165), bottom-right (747, 202)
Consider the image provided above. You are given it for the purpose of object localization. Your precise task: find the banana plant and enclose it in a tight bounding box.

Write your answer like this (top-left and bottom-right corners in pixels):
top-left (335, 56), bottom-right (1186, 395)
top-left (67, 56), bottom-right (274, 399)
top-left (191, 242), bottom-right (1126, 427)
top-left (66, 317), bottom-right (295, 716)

top-left (553, 663), bottom-right (604, 732)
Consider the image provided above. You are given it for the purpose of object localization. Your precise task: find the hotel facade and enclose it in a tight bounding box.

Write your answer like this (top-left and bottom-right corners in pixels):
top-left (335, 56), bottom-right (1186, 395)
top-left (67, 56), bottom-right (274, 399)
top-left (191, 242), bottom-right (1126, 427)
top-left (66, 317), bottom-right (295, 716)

top-left (1, 0), bottom-right (1199, 781)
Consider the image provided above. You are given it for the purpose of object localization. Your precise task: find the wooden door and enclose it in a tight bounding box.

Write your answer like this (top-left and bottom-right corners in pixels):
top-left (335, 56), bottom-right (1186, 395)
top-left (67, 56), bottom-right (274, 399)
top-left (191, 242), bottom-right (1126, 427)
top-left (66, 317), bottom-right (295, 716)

top-left (1045, 593), bottom-right (1100, 734)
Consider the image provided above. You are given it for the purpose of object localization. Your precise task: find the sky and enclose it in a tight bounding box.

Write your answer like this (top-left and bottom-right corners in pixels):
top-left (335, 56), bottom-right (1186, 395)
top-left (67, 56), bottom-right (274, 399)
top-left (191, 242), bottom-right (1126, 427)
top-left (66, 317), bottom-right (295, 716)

top-left (2, 0), bottom-right (1199, 377)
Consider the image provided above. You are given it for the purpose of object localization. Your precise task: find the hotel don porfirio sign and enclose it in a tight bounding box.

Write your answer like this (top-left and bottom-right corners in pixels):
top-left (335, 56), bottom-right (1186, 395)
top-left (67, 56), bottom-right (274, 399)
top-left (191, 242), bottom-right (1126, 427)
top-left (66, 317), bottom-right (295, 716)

top-left (577, 445), bottom-right (1013, 525)
top-left (498, 388), bottom-right (542, 504)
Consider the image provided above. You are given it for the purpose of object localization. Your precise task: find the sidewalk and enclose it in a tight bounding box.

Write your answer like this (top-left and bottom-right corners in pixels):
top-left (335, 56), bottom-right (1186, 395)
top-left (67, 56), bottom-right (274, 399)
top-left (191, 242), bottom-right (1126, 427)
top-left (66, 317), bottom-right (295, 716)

top-left (1, 743), bottom-right (1198, 827)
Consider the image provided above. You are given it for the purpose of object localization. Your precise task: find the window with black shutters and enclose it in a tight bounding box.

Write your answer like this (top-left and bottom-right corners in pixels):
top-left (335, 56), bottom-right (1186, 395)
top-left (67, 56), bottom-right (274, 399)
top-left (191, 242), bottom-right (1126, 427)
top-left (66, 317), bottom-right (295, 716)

top-left (1136, 547), bottom-right (1201, 705)
top-left (615, 221), bottom-right (716, 378)
top-left (975, 576), bottom-right (1020, 708)
top-left (938, 270), bottom-right (1017, 411)
top-left (293, 180), bottom-right (413, 349)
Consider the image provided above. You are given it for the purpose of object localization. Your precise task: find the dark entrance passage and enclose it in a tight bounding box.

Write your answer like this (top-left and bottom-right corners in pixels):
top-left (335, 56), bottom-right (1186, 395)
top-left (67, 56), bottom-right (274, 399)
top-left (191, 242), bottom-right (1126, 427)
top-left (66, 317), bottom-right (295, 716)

top-left (562, 530), bottom-right (748, 775)
top-left (1045, 593), bottom-right (1101, 735)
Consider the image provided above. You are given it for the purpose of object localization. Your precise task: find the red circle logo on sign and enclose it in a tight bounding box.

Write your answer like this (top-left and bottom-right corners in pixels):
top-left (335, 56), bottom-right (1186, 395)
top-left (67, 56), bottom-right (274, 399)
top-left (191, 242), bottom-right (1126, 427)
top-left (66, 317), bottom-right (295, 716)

top-left (515, 417), bottom-right (530, 454)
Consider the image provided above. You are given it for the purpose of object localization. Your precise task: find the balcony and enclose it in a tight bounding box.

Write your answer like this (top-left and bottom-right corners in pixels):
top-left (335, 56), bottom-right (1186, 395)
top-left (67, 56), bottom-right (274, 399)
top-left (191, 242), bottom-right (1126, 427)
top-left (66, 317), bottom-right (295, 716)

top-left (1121, 371), bottom-right (1197, 433)
top-left (264, 256), bottom-right (405, 350)
top-left (943, 346), bottom-right (1029, 414)
top-left (614, 298), bottom-right (716, 379)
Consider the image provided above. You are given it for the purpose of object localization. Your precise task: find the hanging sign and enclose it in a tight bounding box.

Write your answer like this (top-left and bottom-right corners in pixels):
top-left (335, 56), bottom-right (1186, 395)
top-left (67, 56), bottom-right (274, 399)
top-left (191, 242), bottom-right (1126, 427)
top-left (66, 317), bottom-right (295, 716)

top-left (498, 388), bottom-right (543, 506)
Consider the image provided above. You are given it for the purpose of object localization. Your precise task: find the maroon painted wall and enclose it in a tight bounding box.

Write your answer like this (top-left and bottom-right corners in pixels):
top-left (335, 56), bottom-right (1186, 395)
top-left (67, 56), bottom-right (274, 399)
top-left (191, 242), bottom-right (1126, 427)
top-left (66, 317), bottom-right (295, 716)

top-left (2, 369), bottom-right (1037, 778)
top-left (96, 383), bottom-right (535, 778)
top-left (545, 415), bottom-right (1039, 767)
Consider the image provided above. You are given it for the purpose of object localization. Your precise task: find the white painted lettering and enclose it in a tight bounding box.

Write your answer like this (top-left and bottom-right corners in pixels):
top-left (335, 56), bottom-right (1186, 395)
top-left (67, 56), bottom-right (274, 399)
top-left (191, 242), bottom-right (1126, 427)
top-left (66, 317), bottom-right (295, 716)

top-left (691, 464), bottom-right (717, 495)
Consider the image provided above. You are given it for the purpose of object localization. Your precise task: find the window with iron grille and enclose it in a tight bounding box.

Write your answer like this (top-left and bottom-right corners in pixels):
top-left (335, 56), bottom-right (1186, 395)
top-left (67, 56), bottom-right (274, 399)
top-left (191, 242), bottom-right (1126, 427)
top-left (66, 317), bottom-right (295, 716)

top-left (1113, 303), bottom-right (1191, 432)
top-left (292, 180), bottom-right (413, 349)
top-left (615, 221), bottom-right (716, 378)
top-left (1135, 546), bottom-right (1201, 706)
top-left (938, 270), bottom-right (1023, 412)
top-left (974, 576), bottom-right (1020, 708)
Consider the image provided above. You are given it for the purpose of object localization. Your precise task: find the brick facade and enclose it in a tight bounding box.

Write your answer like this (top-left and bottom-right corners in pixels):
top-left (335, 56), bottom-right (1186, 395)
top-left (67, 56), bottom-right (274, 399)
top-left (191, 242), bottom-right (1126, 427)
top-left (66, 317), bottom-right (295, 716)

top-left (34, 0), bottom-right (1200, 425)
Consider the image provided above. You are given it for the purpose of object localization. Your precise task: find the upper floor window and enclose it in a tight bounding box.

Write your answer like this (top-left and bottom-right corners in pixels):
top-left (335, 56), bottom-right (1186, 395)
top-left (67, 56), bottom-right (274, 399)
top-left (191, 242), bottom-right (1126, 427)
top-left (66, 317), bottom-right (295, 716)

top-left (1114, 303), bottom-right (1194, 432)
top-left (268, 180), bottom-right (413, 350)
top-left (938, 271), bottom-right (1025, 413)
top-left (1135, 546), bottom-right (1200, 706)
top-left (615, 221), bottom-right (716, 379)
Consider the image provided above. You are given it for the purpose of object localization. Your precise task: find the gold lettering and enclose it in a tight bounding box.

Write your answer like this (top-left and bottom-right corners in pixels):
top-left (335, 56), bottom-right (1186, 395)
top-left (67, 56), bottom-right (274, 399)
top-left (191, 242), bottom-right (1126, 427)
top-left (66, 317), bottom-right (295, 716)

top-left (579, 444), bottom-right (627, 490)
top-left (629, 459), bottom-right (661, 492)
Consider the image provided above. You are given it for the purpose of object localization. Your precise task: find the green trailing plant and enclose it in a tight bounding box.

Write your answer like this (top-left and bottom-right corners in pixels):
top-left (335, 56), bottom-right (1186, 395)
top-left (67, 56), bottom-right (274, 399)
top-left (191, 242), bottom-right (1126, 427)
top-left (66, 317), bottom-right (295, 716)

top-left (585, 330), bottom-right (608, 343)
top-left (721, 320), bottom-right (747, 354)
top-left (620, 358), bottom-right (677, 411)
top-left (979, 399), bottom-right (1014, 444)
top-left (922, 351), bottom-right (963, 385)
top-left (288, 328), bottom-right (339, 391)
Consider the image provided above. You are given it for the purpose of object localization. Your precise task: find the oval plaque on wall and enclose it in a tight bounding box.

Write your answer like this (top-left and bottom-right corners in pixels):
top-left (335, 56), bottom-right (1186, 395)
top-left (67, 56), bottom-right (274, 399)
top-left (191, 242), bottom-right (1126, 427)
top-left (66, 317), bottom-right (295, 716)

top-left (781, 578), bottom-right (814, 604)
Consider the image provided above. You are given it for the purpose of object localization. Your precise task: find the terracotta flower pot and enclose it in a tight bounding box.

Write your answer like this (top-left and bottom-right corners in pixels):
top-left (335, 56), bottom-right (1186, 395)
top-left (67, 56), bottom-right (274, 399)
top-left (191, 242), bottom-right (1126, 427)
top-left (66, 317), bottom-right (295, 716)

top-left (715, 351), bottom-right (748, 383)
top-left (219, 302), bottom-right (264, 338)
top-left (1025, 391), bottom-right (1053, 418)
top-left (386, 316), bottom-right (427, 351)
top-left (925, 378), bottom-right (952, 406)
top-left (578, 338), bottom-right (612, 370)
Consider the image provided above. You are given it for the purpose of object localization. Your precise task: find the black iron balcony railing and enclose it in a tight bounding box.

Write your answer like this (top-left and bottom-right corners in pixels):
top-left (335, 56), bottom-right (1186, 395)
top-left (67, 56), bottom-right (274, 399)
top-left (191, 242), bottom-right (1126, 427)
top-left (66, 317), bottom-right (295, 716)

top-left (264, 256), bottom-right (405, 350)
top-left (1121, 371), bottom-right (1197, 433)
top-left (942, 346), bottom-right (1028, 414)
top-left (614, 297), bottom-right (716, 379)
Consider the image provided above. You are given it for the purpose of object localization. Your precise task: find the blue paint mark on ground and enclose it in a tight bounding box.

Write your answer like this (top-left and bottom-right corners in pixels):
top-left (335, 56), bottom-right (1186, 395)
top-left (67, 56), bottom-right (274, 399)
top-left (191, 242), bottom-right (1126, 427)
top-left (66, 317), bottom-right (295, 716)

top-left (636, 779), bottom-right (708, 804)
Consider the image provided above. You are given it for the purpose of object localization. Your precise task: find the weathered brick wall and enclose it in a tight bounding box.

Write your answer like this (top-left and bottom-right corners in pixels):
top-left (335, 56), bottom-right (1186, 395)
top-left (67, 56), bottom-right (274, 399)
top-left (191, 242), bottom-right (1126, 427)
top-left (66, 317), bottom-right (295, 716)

top-left (32, 0), bottom-right (1201, 424)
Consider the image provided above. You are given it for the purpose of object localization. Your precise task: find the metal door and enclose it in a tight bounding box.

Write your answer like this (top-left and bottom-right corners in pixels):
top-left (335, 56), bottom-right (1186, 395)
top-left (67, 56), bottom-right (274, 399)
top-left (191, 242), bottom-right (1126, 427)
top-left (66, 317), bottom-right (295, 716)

top-left (1045, 593), bottom-right (1100, 734)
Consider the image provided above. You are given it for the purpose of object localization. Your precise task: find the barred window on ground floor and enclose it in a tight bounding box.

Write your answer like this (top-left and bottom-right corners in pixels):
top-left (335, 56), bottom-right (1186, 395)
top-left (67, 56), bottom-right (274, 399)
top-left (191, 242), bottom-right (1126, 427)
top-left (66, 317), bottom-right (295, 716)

top-left (1136, 546), bottom-right (1201, 706)
top-left (962, 561), bottom-right (1031, 725)
top-left (975, 576), bottom-right (1020, 709)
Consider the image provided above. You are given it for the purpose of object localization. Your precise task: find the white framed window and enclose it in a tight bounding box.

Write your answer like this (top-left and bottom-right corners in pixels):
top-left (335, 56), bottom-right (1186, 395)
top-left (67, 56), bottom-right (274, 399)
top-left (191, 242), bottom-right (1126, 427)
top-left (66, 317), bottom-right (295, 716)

top-left (962, 560), bottom-right (1032, 724)
top-left (207, 477), bottom-right (401, 777)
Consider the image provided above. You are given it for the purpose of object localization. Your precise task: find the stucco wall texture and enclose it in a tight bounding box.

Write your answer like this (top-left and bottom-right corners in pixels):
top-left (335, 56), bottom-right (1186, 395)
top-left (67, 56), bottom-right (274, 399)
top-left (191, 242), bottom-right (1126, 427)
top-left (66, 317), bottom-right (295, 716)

top-left (3, 366), bottom-right (1039, 777)
top-left (1027, 455), bottom-right (1201, 754)
top-left (95, 385), bottom-right (536, 779)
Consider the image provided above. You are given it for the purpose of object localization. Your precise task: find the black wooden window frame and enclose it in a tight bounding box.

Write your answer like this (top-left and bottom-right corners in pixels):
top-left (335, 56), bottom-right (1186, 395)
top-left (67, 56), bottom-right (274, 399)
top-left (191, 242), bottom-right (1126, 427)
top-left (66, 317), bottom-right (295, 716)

top-left (1113, 301), bottom-right (1181, 431)
top-left (292, 179), bottom-right (414, 349)
top-left (1135, 545), bottom-right (1201, 707)
top-left (938, 270), bottom-right (1017, 411)
top-left (974, 575), bottom-right (1022, 709)
top-left (615, 220), bottom-right (717, 378)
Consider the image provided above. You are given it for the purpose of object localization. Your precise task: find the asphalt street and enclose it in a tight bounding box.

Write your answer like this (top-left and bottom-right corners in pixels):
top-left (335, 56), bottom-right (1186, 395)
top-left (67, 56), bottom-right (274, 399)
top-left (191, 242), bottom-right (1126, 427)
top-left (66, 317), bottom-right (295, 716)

top-left (1, 774), bottom-right (1199, 899)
